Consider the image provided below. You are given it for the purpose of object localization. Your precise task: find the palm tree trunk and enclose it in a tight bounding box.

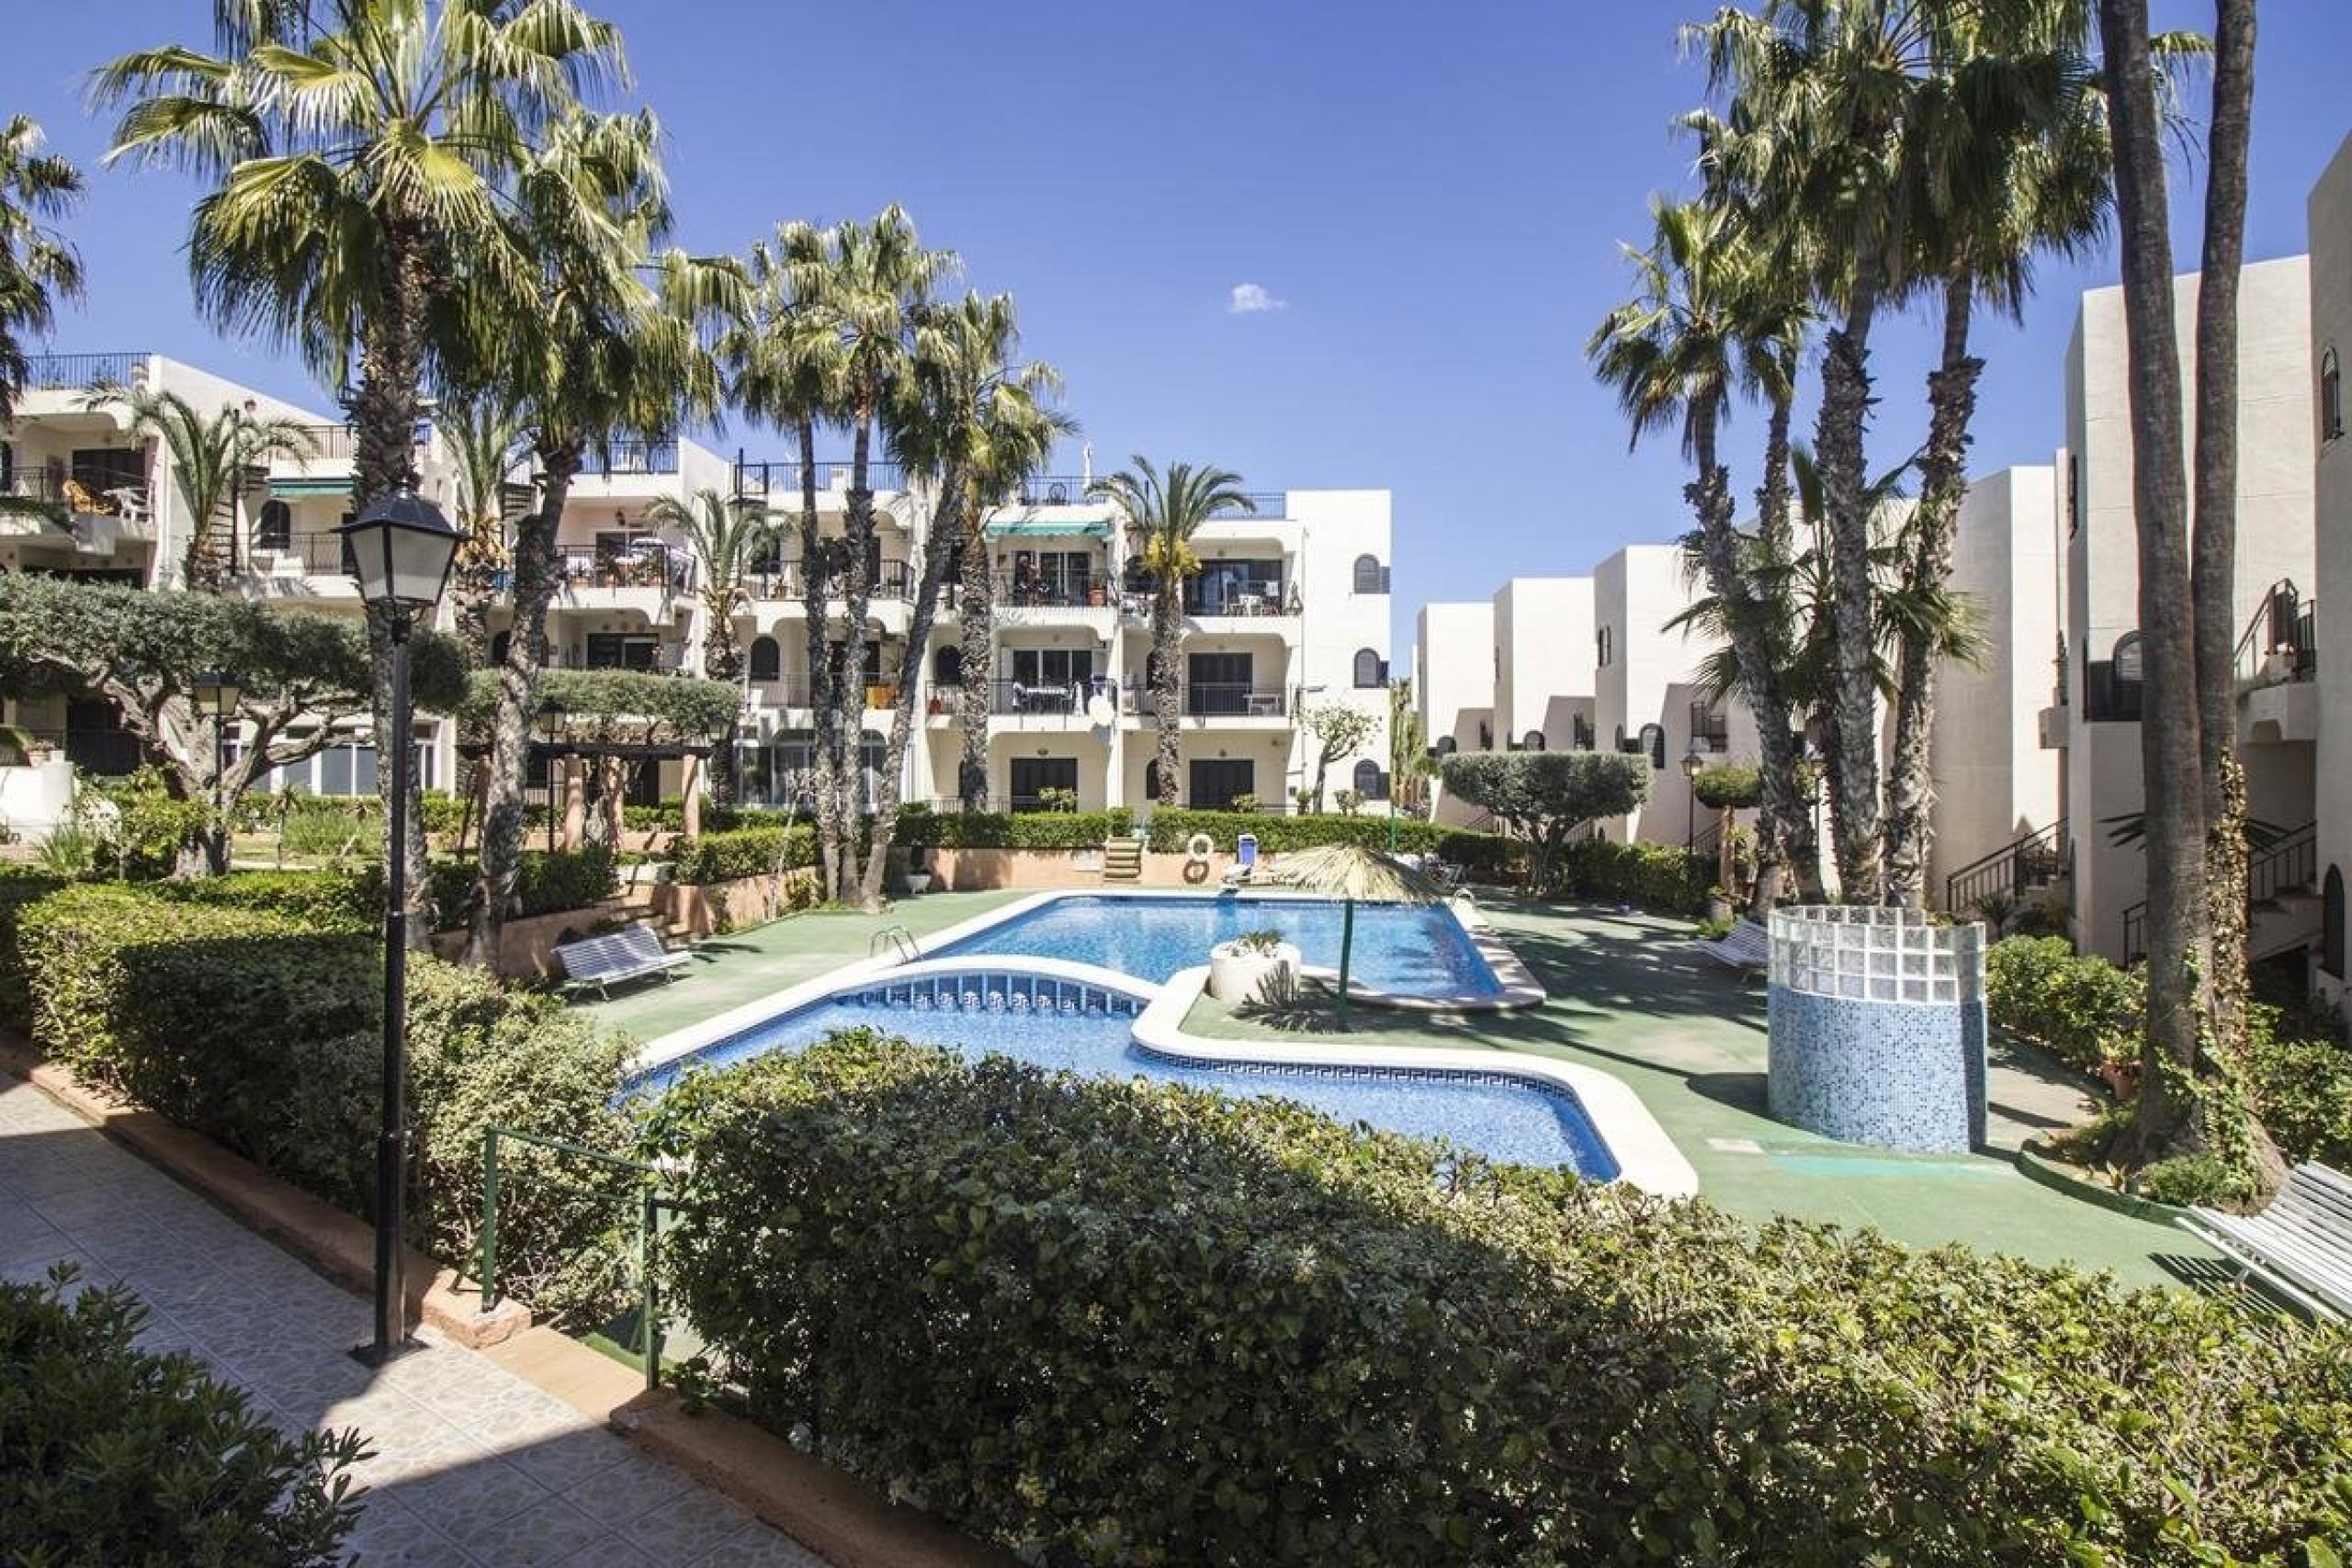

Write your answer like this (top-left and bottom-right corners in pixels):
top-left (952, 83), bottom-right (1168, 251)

top-left (353, 215), bottom-right (434, 942)
top-left (1152, 589), bottom-right (1182, 805)
top-left (791, 419), bottom-right (840, 895)
top-left (830, 418), bottom-right (878, 900)
top-left (855, 475), bottom-right (965, 909)
top-left (2098, 0), bottom-right (2211, 1164)
top-left (700, 589), bottom-right (742, 809)
top-left (2193, 0), bottom-right (2259, 1117)
top-left (1753, 389), bottom-right (1819, 903)
top-left (1815, 266), bottom-right (1886, 902)
top-left (1688, 399), bottom-right (1809, 919)
top-left (1883, 276), bottom-right (1981, 908)
top-left (466, 442), bottom-right (578, 967)
top-left (957, 515), bottom-right (994, 811)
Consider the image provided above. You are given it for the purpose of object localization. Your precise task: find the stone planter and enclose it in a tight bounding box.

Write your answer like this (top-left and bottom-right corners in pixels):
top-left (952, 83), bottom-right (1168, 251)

top-left (902, 872), bottom-right (933, 897)
top-left (1208, 940), bottom-right (1301, 1004)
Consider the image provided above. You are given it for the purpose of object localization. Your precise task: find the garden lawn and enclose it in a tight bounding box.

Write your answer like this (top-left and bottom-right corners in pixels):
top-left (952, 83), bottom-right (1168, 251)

top-left (573, 890), bottom-right (1031, 1041)
top-left (1185, 897), bottom-right (2218, 1290)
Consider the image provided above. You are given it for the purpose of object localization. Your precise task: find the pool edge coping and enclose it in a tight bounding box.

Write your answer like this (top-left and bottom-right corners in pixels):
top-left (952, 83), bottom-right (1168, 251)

top-left (1135, 965), bottom-right (1699, 1199)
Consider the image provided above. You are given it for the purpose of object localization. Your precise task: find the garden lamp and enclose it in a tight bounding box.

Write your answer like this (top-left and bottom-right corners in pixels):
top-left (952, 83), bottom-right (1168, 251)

top-left (338, 485), bottom-right (458, 1365)
top-left (1682, 740), bottom-right (1705, 850)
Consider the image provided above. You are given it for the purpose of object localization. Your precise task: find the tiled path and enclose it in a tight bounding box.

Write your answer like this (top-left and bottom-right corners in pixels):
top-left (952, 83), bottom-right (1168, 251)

top-left (0, 1074), bottom-right (827, 1568)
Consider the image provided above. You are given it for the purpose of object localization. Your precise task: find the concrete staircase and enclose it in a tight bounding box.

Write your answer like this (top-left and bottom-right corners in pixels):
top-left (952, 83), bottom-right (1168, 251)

top-left (1102, 838), bottom-right (1143, 884)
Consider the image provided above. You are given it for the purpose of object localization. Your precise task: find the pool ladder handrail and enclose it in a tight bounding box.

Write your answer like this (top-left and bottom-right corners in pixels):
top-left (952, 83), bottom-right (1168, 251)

top-left (868, 924), bottom-right (919, 965)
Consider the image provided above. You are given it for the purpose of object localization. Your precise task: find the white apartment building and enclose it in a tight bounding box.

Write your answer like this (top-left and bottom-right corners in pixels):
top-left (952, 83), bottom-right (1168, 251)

top-left (1592, 544), bottom-right (1750, 848)
top-left (2311, 134), bottom-right (2352, 1008)
top-left (1415, 597), bottom-right (1496, 826)
top-left (1416, 579), bottom-right (1598, 828)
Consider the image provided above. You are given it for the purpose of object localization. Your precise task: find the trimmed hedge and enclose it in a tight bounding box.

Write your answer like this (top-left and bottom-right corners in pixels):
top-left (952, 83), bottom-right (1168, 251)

top-left (1985, 936), bottom-right (2143, 1075)
top-left (141, 868), bottom-right (376, 930)
top-left (0, 867), bottom-right (67, 1032)
top-left (648, 1034), bottom-right (2352, 1568)
top-left (672, 824), bottom-right (820, 886)
top-left (1555, 835), bottom-right (1708, 914)
top-left (17, 884), bottom-right (637, 1319)
top-left (1143, 808), bottom-right (1514, 873)
top-left (898, 807), bottom-right (1134, 851)
top-left (404, 846), bottom-right (619, 931)
top-left (1, 1269), bottom-right (364, 1565)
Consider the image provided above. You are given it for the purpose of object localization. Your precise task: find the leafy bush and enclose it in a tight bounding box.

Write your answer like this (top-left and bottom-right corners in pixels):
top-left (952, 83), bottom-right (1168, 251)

top-left (1555, 836), bottom-right (1708, 914)
top-left (899, 808), bottom-right (1134, 852)
top-left (1440, 751), bottom-right (1650, 890)
top-left (2245, 1003), bottom-right (2352, 1170)
top-left (398, 846), bottom-right (619, 930)
top-left (17, 886), bottom-right (636, 1321)
top-left (1144, 808), bottom-right (1513, 873)
top-left (0, 868), bottom-right (66, 1032)
top-left (141, 868), bottom-right (375, 929)
top-left (673, 824), bottom-right (819, 885)
top-left (84, 767), bottom-right (212, 879)
top-left (272, 793), bottom-right (379, 862)
top-left (0, 1268), bottom-right (365, 1566)
top-left (1985, 936), bottom-right (2143, 1075)
top-left (647, 1034), bottom-right (2352, 1568)
top-left (1690, 761), bottom-right (1764, 810)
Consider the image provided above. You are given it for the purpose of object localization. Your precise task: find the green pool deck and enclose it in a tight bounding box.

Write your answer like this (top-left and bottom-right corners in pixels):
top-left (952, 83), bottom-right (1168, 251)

top-left (576, 888), bottom-right (2213, 1291)
top-left (576, 889), bottom-right (1031, 1041)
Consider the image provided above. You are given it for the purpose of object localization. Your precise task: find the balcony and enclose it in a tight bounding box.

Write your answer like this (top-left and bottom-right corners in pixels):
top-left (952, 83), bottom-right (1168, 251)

top-left (732, 457), bottom-right (907, 497)
top-left (582, 439), bottom-right (679, 477)
top-left (20, 351), bottom-right (146, 392)
top-left (1690, 702), bottom-right (1731, 751)
top-left (555, 543), bottom-right (696, 595)
top-left (246, 531), bottom-right (357, 579)
top-left (1123, 681), bottom-right (1289, 721)
top-left (4, 468), bottom-right (150, 523)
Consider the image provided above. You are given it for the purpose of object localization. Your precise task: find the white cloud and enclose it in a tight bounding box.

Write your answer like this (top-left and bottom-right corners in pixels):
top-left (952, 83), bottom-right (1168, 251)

top-left (1227, 282), bottom-right (1288, 315)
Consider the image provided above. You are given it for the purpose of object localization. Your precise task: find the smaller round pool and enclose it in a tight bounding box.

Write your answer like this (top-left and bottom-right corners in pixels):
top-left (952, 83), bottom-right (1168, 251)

top-left (933, 893), bottom-right (1502, 998)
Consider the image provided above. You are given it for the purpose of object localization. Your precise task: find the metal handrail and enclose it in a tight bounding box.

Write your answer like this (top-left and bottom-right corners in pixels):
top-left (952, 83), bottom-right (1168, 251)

top-left (2233, 579), bottom-right (2317, 687)
top-left (867, 925), bottom-right (918, 964)
top-left (479, 1126), bottom-right (673, 1391)
top-left (1944, 819), bottom-right (2069, 915)
top-left (21, 350), bottom-right (144, 390)
top-left (2118, 819), bottom-right (2317, 964)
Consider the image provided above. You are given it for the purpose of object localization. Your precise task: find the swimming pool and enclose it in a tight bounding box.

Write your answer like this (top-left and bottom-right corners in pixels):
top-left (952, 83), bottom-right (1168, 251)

top-left (631, 967), bottom-right (1620, 1178)
top-left (932, 893), bottom-right (1505, 997)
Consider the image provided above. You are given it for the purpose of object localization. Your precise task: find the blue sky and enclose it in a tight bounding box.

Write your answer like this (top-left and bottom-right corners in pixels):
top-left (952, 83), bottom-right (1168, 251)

top-left (13, 0), bottom-right (2352, 650)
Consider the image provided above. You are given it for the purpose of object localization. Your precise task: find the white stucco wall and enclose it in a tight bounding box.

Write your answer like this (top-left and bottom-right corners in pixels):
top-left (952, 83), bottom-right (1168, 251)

top-left (1494, 576), bottom-right (1594, 750)
top-left (2312, 135), bottom-right (2352, 1004)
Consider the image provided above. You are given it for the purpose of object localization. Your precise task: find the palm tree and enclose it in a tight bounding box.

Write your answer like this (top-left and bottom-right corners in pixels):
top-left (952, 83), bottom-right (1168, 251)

top-left (648, 487), bottom-right (774, 810)
top-left (440, 395), bottom-right (527, 668)
top-left (854, 292), bottom-right (1068, 908)
top-left (0, 116), bottom-right (83, 432)
top-left (1091, 458), bottom-right (1254, 807)
top-left (97, 384), bottom-right (319, 590)
top-left (96, 0), bottom-right (628, 934)
top-left (1589, 197), bottom-right (1815, 911)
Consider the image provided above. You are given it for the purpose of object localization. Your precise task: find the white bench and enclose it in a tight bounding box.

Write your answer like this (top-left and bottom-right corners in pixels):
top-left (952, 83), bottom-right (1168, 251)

top-left (2184, 1162), bottom-right (2352, 1320)
top-left (557, 925), bottom-right (693, 998)
top-left (1696, 917), bottom-right (1770, 976)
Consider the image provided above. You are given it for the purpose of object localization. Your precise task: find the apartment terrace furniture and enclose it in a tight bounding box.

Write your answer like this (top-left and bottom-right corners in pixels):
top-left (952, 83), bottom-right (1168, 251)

top-left (1697, 918), bottom-right (1771, 976)
top-left (2184, 1162), bottom-right (2352, 1321)
top-left (557, 926), bottom-right (693, 998)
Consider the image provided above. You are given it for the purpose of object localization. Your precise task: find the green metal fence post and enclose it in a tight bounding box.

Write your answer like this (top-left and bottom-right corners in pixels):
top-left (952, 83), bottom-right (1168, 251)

top-left (639, 1190), bottom-right (660, 1391)
top-left (479, 1127), bottom-right (501, 1309)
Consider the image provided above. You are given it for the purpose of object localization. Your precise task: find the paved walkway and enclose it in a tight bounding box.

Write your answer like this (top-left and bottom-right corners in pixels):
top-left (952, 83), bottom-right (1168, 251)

top-left (0, 1074), bottom-right (826, 1568)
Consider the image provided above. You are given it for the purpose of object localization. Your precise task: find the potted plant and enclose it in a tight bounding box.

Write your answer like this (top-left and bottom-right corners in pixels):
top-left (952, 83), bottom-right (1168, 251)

top-left (1087, 581), bottom-right (1107, 607)
top-left (1208, 927), bottom-right (1301, 1004)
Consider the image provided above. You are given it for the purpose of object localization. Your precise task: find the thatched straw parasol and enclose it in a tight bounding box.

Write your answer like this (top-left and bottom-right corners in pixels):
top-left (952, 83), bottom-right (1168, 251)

top-left (1260, 842), bottom-right (1448, 1028)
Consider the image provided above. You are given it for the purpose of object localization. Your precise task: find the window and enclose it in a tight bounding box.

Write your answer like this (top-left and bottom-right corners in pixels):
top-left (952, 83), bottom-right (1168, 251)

top-left (1351, 554), bottom-right (1387, 594)
top-left (2066, 454), bottom-right (2081, 537)
top-left (1010, 757), bottom-right (1079, 811)
top-left (1434, 735), bottom-right (1456, 757)
top-left (2113, 630), bottom-right (2142, 685)
top-left (2324, 346), bottom-right (2344, 442)
top-left (1188, 759), bottom-right (1254, 810)
top-left (1187, 651), bottom-right (1255, 716)
top-left (255, 500), bottom-right (291, 552)
top-left (2324, 865), bottom-right (2346, 981)
top-left (1597, 626), bottom-right (1612, 667)
top-left (1351, 759), bottom-right (1385, 800)
top-left (1010, 648), bottom-right (1093, 691)
top-left (2085, 631), bottom-right (2143, 722)
top-left (1638, 723), bottom-right (1666, 769)
top-left (1522, 729), bottom-right (1544, 751)
top-left (1351, 649), bottom-right (1385, 688)
top-left (586, 633), bottom-right (659, 671)
top-left (489, 630), bottom-right (511, 667)
top-left (1190, 558), bottom-right (1283, 615)
top-left (933, 643), bottom-right (963, 685)
top-left (1143, 758), bottom-right (1161, 801)
top-left (749, 636), bottom-right (781, 682)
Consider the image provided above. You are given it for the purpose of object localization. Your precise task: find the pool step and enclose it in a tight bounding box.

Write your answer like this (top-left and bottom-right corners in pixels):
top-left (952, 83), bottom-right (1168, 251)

top-left (846, 970), bottom-right (1142, 1018)
top-left (1101, 839), bottom-right (1143, 882)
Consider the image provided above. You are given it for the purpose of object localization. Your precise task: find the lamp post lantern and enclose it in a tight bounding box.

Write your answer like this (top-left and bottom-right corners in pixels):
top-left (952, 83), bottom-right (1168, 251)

top-left (1681, 740), bottom-right (1706, 852)
top-left (339, 486), bottom-right (459, 1365)
top-left (191, 671), bottom-right (242, 866)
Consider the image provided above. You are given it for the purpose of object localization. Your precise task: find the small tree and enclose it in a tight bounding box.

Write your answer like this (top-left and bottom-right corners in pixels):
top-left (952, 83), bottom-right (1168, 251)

top-left (1302, 701), bottom-right (1377, 814)
top-left (1441, 751), bottom-right (1648, 894)
top-left (0, 577), bottom-right (464, 874)
top-left (1692, 761), bottom-right (1764, 906)
top-left (1387, 678), bottom-right (1431, 817)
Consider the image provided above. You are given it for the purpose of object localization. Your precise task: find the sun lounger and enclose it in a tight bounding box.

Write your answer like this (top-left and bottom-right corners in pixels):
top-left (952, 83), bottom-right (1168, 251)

top-left (1696, 917), bottom-right (1770, 976)
top-left (2183, 1162), bottom-right (2352, 1320)
top-left (557, 925), bottom-right (693, 998)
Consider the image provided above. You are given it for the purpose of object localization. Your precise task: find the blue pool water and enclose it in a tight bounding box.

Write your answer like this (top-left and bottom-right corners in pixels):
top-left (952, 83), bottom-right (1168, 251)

top-left (634, 972), bottom-right (1616, 1177)
top-left (933, 894), bottom-right (1503, 997)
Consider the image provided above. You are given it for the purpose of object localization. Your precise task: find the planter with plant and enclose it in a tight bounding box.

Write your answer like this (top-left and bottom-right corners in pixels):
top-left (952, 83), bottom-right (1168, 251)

top-left (1209, 926), bottom-right (1300, 1004)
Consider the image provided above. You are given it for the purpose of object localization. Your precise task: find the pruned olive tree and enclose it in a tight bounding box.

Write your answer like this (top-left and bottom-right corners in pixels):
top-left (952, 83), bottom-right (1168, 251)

top-left (1440, 751), bottom-right (1649, 895)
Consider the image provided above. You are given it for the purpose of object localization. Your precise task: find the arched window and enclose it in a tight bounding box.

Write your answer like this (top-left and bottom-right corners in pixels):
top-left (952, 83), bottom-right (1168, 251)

top-left (489, 630), bottom-right (511, 668)
top-left (2324, 345), bottom-right (2344, 442)
top-left (1351, 759), bottom-right (1384, 800)
top-left (2112, 631), bottom-right (2143, 685)
top-left (1597, 626), bottom-right (1612, 668)
top-left (1434, 735), bottom-right (1457, 757)
top-left (1522, 729), bottom-right (1544, 751)
top-left (933, 643), bottom-right (963, 685)
top-left (2324, 865), bottom-right (2346, 981)
top-left (1142, 758), bottom-right (1162, 803)
top-left (749, 635), bottom-right (781, 682)
top-left (1351, 554), bottom-right (1385, 594)
top-left (256, 499), bottom-right (291, 552)
top-left (1638, 723), bottom-right (1666, 770)
top-left (1352, 649), bottom-right (1384, 688)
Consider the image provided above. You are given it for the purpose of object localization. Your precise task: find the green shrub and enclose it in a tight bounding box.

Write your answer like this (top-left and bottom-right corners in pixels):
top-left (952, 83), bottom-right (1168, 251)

top-left (1555, 836), bottom-right (1707, 914)
top-left (1145, 808), bottom-right (1513, 873)
top-left (646, 1034), bottom-right (2352, 1568)
top-left (396, 846), bottom-right (618, 931)
top-left (2245, 1003), bottom-right (2352, 1169)
top-left (84, 768), bottom-right (211, 880)
top-left (0, 867), bottom-right (66, 1032)
top-left (0, 1268), bottom-right (365, 1566)
top-left (273, 794), bottom-right (379, 862)
top-left (1985, 936), bottom-right (2143, 1075)
top-left (17, 886), bottom-right (635, 1322)
top-left (898, 808), bottom-right (1133, 852)
top-left (673, 824), bottom-right (818, 885)
top-left (141, 869), bottom-right (376, 929)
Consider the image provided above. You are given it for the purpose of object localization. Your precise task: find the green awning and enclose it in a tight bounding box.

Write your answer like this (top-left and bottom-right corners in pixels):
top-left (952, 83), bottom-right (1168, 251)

top-left (268, 477), bottom-right (353, 499)
top-left (984, 518), bottom-right (1111, 538)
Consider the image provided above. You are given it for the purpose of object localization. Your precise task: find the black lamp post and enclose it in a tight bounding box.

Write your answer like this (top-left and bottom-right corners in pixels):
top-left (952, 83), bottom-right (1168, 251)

top-left (339, 485), bottom-right (459, 1365)
top-left (1681, 740), bottom-right (1706, 851)
top-left (191, 671), bottom-right (242, 865)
